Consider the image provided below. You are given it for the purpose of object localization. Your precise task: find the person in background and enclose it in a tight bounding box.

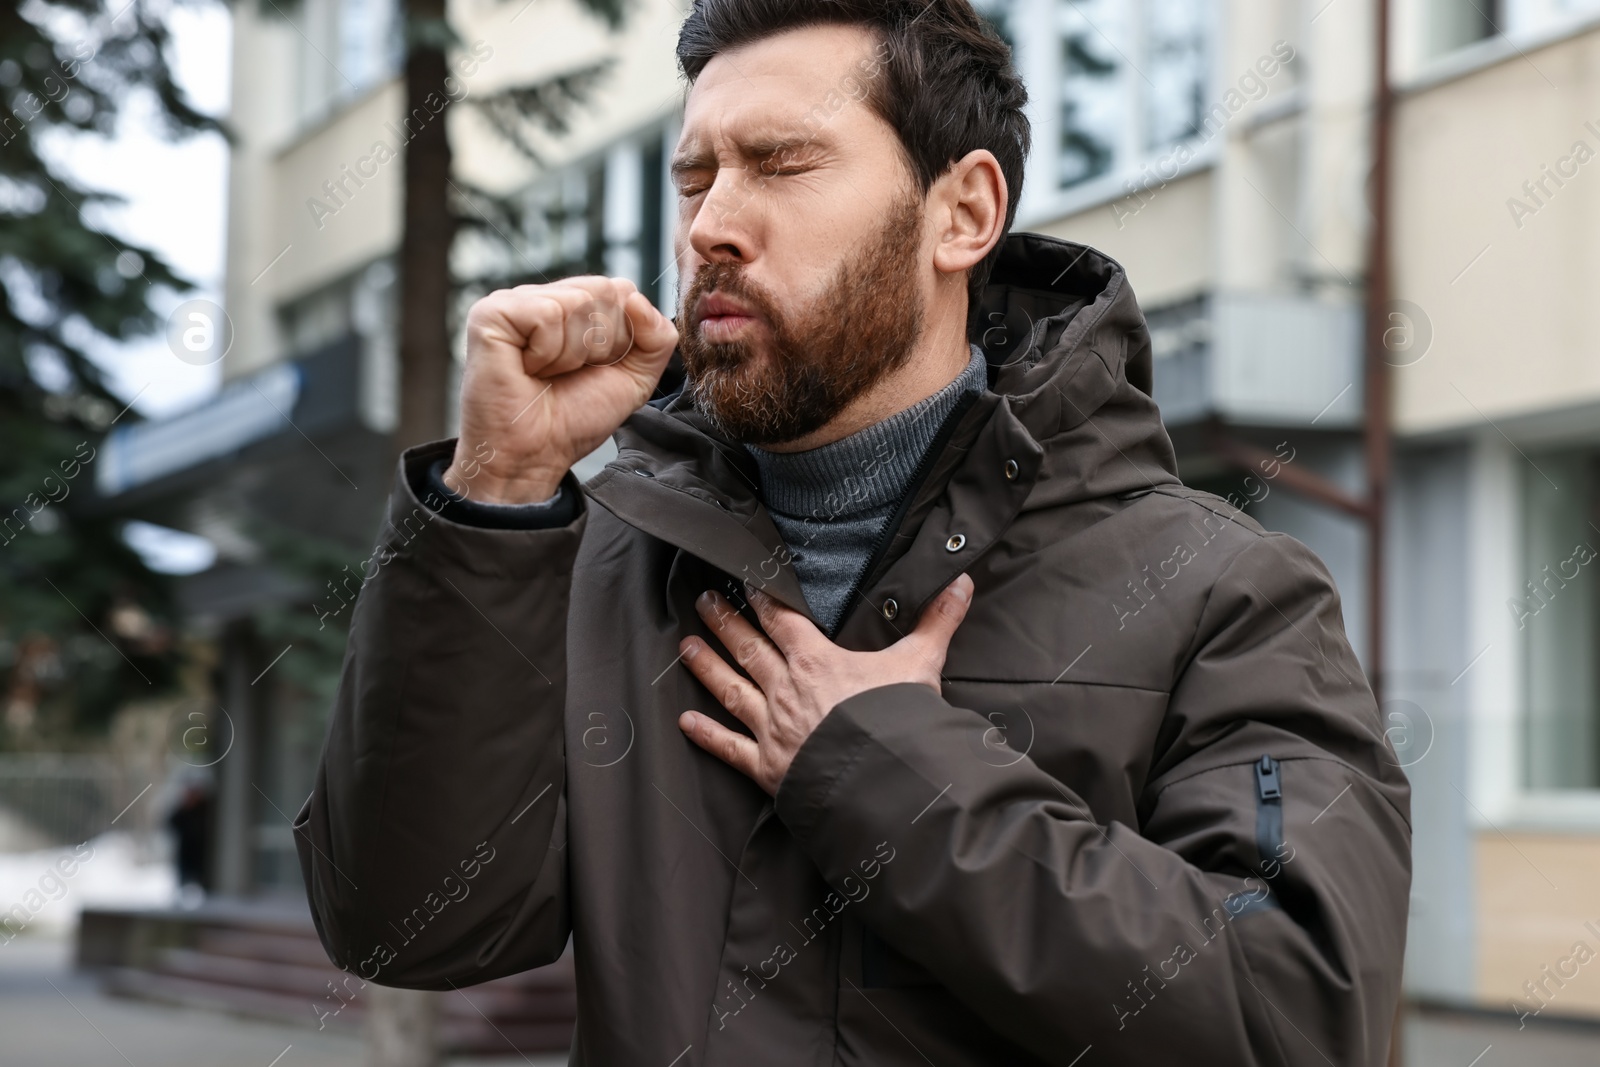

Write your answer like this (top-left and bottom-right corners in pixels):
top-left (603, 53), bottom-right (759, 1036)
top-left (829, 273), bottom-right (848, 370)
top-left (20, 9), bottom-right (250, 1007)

top-left (167, 778), bottom-right (212, 907)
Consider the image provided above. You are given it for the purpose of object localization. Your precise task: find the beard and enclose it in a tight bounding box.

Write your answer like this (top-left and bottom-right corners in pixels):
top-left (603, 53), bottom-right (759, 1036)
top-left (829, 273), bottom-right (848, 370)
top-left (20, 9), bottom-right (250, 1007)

top-left (678, 194), bottom-right (927, 447)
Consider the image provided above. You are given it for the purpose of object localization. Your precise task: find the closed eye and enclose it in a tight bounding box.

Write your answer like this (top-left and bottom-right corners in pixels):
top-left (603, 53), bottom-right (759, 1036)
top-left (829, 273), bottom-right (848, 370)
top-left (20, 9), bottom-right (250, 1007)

top-left (674, 162), bottom-right (813, 199)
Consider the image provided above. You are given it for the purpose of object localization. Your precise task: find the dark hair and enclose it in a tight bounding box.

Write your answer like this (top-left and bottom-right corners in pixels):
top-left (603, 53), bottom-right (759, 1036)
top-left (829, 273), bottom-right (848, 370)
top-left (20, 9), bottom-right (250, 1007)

top-left (677, 0), bottom-right (1031, 302)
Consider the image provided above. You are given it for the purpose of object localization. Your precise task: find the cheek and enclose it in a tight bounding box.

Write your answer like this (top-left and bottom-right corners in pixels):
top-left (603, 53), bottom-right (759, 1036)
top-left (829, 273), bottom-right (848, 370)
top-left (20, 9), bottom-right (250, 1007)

top-left (763, 215), bottom-right (857, 299)
top-left (677, 239), bottom-right (709, 273)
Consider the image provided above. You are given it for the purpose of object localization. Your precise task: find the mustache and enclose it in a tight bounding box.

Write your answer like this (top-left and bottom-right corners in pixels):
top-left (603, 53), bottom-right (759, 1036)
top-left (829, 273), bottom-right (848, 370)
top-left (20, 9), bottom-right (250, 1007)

top-left (682, 263), bottom-right (784, 330)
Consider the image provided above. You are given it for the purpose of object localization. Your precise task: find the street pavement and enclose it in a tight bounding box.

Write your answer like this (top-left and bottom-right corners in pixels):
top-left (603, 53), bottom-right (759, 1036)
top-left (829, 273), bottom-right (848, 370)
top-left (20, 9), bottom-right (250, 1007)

top-left (5, 929), bottom-right (1600, 1066)
top-left (1402, 1005), bottom-right (1600, 1067)
top-left (0, 933), bottom-right (565, 1067)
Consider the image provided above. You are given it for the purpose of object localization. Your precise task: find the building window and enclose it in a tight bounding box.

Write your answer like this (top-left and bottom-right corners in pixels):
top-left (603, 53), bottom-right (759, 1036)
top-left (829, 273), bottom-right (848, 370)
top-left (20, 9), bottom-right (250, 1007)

top-left (978, 0), bottom-right (1223, 214)
top-left (1142, 0), bottom-right (1210, 153)
top-left (462, 125), bottom-right (678, 311)
top-left (279, 271), bottom-right (367, 357)
top-left (1425, 0), bottom-right (1500, 57)
top-left (1056, 0), bottom-right (1130, 188)
top-left (292, 0), bottom-right (401, 128)
top-left (1423, 0), bottom-right (1600, 61)
top-left (1519, 450), bottom-right (1600, 791)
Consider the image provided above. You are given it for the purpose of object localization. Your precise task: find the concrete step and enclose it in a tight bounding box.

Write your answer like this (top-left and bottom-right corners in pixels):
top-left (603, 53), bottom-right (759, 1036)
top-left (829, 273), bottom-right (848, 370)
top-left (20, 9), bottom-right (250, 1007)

top-left (87, 904), bottom-right (577, 1054)
top-left (104, 967), bottom-right (361, 1033)
top-left (196, 928), bottom-right (333, 968)
top-left (155, 948), bottom-right (344, 1000)
top-left (103, 968), bottom-right (573, 1054)
top-left (151, 948), bottom-right (574, 1021)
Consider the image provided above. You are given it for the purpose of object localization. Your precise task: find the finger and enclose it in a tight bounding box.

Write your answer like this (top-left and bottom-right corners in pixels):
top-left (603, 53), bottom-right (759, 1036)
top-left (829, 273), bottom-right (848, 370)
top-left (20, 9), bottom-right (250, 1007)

top-left (466, 289), bottom-right (565, 378)
top-left (680, 637), bottom-right (768, 731)
top-left (743, 583), bottom-right (823, 659)
top-left (523, 292), bottom-right (591, 378)
top-left (696, 591), bottom-right (785, 689)
top-left (622, 290), bottom-right (680, 369)
top-left (555, 278), bottom-right (639, 374)
top-left (476, 279), bottom-right (625, 379)
top-left (891, 574), bottom-right (975, 680)
top-left (679, 710), bottom-right (762, 781)
top-left (563, 278), bottom-right (647, 370)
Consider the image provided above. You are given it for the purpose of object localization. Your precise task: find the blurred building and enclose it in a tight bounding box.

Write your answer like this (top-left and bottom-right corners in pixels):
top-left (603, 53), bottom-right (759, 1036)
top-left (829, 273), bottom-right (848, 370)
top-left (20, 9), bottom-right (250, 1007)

top-left (88, 0), bottom-right (1600, 1046)
top-left (1383, 0), bottom-right (1600, 1022)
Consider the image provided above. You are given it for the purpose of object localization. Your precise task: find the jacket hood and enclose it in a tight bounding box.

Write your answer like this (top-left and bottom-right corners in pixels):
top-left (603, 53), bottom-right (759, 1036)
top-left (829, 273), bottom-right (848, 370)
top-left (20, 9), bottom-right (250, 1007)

top-left (975, 232), bottom-right (1180, 508)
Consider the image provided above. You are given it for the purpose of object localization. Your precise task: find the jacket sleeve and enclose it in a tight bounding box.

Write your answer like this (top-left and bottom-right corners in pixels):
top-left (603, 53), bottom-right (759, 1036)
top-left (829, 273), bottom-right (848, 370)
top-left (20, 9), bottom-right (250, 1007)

top-left (294, 440), bottom-right (581, 989)
top-left (774, 533), bottom-right (1412, 1066)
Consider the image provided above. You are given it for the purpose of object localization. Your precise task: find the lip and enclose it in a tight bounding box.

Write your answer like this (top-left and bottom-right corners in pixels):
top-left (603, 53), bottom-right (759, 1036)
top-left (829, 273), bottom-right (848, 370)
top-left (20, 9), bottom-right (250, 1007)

top-left (693, 292), bottom-right (762, 339)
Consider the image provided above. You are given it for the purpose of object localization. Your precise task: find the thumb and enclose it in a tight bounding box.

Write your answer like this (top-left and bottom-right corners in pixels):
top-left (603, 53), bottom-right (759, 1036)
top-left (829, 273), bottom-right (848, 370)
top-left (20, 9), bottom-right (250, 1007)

top-left (896, 574), bottom-right (974, 676)
top-left (623, 291), bottom-right (679, 362)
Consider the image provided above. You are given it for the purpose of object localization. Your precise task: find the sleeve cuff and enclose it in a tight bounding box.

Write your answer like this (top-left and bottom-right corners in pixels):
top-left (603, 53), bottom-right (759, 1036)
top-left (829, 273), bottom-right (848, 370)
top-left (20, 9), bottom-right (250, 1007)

top-left (410, 451), bottom-right (579, 530)
top-left (381, 440), bottom-right (587, 580)
top-left (774, 682), bottom-right (969, 847)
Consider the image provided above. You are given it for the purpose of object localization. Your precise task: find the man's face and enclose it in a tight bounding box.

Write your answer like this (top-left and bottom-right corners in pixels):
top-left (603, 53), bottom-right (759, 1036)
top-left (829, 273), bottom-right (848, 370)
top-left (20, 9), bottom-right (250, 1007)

top-left (672, 24), bottom-right (933, 447)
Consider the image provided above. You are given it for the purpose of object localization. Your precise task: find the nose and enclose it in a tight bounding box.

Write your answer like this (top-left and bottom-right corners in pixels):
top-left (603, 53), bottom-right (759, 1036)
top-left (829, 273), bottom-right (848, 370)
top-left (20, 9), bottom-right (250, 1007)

top-left (685, 166), bottom-right (758, 266)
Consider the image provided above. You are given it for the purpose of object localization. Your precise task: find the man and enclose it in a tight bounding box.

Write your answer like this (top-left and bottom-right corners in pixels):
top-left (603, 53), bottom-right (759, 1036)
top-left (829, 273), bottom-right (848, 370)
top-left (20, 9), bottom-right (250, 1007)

top-left (295, 2), bottom-right (1411, 1064)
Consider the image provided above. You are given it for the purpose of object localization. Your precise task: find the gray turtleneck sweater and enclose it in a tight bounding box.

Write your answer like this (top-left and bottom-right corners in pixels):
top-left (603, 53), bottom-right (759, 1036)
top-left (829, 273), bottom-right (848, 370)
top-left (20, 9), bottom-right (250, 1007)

top-left (744, 345), bottom-right (987, 634)
top-left (425, 346), bottom-right (988, 635)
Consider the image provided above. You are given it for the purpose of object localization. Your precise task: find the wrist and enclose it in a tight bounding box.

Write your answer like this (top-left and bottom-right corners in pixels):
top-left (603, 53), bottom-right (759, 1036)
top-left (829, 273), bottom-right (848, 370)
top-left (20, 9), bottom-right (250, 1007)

top-left (443, 452), bottom-right (567, 505)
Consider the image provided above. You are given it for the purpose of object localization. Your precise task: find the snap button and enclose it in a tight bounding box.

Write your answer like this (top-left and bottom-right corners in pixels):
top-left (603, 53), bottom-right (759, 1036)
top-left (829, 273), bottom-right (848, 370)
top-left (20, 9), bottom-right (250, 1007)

top-left (881, 598), bottom-right (899, 621)
top-left (635, 469), bottom-right (655, 478)
top-left (1004, 459), bottom-right (1019, 481)
top-left (946, 534), bottom-right (967, 552)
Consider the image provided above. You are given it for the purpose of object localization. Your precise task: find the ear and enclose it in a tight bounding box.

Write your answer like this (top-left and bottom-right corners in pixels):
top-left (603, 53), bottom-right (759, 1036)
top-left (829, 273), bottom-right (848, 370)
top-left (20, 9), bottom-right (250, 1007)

top-left (929, 149), bottom-right (1007, 279)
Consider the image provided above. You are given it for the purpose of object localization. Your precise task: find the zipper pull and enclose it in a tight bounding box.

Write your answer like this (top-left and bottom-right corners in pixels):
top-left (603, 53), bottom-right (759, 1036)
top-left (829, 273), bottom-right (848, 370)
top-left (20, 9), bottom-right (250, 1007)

top-left (1256, 755), bottom-right (1282, 801)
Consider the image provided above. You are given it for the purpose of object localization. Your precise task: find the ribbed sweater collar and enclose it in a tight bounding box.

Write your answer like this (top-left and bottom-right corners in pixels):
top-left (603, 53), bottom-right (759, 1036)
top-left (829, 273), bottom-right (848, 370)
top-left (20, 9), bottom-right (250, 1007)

top-left (745, 345), bottom-right (987, 520)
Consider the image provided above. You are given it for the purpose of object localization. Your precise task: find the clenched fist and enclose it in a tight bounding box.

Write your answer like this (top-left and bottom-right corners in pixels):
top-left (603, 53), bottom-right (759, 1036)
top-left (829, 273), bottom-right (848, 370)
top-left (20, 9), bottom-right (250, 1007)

top-left (444, 277), bottom-right (679, 504)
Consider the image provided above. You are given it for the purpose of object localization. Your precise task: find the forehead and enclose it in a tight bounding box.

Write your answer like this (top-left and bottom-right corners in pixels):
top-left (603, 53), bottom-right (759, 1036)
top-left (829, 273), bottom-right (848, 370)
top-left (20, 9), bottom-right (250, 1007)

top-left (679, 23), bottom-right (890, 154)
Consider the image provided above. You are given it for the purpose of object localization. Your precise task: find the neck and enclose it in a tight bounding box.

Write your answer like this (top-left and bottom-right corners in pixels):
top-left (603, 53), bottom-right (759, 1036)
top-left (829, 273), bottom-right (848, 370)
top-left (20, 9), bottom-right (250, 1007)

top-left (758, 291), bottom-right (972, 454)
top-left (745, 345), bottom-right (986, 520)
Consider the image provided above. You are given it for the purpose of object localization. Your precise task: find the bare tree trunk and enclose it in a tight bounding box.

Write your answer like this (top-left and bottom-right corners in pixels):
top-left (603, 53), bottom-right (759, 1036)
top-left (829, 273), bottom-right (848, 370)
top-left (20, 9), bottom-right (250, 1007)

top-left (365, 985), bottom-right (441, 1067)
top-left (368, 1), bottom-right (454, 1061)
top-left (394, 0), bottom-right (456, 456)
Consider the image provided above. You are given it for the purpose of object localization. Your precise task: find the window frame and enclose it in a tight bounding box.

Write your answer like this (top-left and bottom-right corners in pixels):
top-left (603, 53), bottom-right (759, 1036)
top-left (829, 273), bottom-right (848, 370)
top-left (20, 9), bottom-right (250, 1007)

top-left (1466, 432), bottom-right (1600, 833)
top-left (991, 0), bottom-right (1227, 228)
top-left (1515, 448), bottom-right (1600, 796)
top-left (1397, 0), bottom-right (1600, 92)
